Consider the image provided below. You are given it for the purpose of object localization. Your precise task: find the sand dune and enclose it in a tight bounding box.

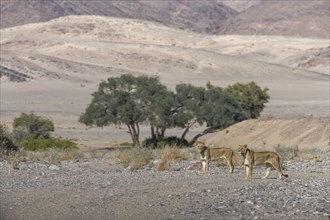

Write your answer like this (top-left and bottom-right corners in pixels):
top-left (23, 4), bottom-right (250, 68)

top-left (207, 117), bottom-right (330, 150)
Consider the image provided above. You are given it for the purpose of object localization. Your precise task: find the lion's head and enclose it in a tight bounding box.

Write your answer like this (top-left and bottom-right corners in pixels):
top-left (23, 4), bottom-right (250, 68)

top-left (195, 142), bottom-right (207, 153)
top-left (238, 144), bottom-right (248, 157)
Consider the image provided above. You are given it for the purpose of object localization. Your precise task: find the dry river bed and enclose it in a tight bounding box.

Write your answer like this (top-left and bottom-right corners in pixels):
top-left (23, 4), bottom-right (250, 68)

top-left (0, 158), bottom-right (329, 220)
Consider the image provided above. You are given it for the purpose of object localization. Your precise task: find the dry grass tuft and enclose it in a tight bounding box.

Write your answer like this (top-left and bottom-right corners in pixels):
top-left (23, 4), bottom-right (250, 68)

top-left (0, 147), bottom-right (85, 168)
top-left (156, 146), bottom-right (188, 171)
top-left (114, 147), bottom-right (153, 170)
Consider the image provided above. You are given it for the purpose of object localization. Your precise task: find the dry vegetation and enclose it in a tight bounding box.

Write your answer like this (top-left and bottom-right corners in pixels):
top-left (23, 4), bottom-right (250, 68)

top-left (155, 147), bottom-right (188, 171)
top-left (1, 144), bottom-right (329, 173)
top-left (113, 147), bottom-right (153, 170)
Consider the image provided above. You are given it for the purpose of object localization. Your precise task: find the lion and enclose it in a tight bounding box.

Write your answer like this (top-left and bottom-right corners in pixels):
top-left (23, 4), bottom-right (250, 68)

top-left (237, 144), bottom-right (288, 180)
top-left (196, 142), bottom-right (234, 174)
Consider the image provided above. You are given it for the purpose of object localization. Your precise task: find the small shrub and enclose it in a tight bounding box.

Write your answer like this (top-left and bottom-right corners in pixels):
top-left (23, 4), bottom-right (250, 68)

top-left (275, 144), bottom-right (296, 160)
top-left (59, 148), bottom-right (84, 161)
top-left (143, 136), bottom-right (189, 149)
top-left (42, 148), bottom-right (84, 163)
top-left (87, 150), bottom-right (108, 159)
top-left (0, 124), bottom-right (18, 154)
top-left (13, 112), bottom-right (54, 139)
top-left (156, 146), bottom-right (187, 171)
top-left (114, 147), bottom-right (153, 170)
top-left (15, 137), bottom-right (77, 151)
top-left (300, 148), bottom-right (330, 161)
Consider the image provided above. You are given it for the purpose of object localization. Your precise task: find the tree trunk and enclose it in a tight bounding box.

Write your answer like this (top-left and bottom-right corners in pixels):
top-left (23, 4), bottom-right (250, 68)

top-left (188, 127), bottom-right (219, 147)
top-left (151, 126), bottom-right (156, 140)
top-left (160, 127), bottom-right (166, 139)
top-left (127, 123), bottom-right (140, 146)
top-left (180, 120), bottom-right (196, 142)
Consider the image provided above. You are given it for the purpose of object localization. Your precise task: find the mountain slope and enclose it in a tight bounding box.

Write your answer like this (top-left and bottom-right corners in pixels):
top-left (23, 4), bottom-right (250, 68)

top-left (0, 0), bottom-right (237, 33)
top-left (1, 16), bottom-right (328, 118)
top-left (1, 16), bottom-right (328, 84)
top-left (222, 0), bottom-right (330, 38)
top-left (2, 0), bottom-right (329, 38)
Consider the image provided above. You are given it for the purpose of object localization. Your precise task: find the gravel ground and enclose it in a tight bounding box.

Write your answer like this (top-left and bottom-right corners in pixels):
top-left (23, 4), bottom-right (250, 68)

top-left (1, 158), bottom-right (329, 220)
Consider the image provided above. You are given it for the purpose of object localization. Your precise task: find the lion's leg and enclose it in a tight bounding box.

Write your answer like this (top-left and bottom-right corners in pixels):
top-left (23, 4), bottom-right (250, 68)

top-left (203, 160), bottom-right (209, 173)
top-left (225, 157), bottom-right (234, 174)
top-left (245, 165), bottom-right (252, 180)
top-left (276, 167), bottom-right (285, 180)
top-left (202, 160), bottom-right (207, 173)
top-left (245, 166), bottom-right (249, 179)
top-left (269, 160), bottom-right (283, 179)
top-left (262, 167), bottom-right (271, 179)
top-left (249, 166), bottom-right (253, 179)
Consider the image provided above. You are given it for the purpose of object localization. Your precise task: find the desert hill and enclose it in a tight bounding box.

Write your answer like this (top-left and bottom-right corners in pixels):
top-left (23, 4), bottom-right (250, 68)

top-left (217, 0), bottom-right (261, 12)
top-left (1, 0), bottom-right (329, 38)
top-left (0, 16), bottom-right (329, 148)
top-left (0, 0), bottom-right (237, 33)
top-left (222, 0), bottom-right (330, 38)
top-left (207, 117), bottom-right (330, 150)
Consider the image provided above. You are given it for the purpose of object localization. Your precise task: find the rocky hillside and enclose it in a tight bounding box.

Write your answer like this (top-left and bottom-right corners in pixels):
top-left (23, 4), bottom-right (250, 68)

top-left (0, 0), bottom-right (237, 33)
top-left (1, 0), bottom-right (329, 38)
top-left (222, 0), bottom-right (330, 38)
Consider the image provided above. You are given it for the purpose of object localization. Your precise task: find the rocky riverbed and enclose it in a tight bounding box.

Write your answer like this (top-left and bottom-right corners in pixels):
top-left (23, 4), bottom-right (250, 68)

top-left (1, 158), bottom-right (329, 220)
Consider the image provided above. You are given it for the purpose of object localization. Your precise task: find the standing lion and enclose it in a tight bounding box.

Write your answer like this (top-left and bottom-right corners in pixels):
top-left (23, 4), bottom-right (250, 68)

top-left (238, 144), bottom-right (288, 180)
top-left (196, 142), bottom-right (234, 174)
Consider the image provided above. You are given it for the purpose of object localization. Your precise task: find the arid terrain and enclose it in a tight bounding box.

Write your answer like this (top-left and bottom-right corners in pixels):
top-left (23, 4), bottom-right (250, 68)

top-left (0, 15), bottom-right (329, 150)
top-left (0, 2), bottom-right (329, 220)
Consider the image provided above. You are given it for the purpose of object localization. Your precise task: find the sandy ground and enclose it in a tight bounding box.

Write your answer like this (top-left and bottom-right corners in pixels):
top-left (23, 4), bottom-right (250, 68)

top-left (1, 158), bottom-right (329, 220)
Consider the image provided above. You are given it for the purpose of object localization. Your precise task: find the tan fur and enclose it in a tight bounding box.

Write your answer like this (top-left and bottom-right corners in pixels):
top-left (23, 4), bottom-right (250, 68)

top-left (196, 142), bottom-right (234, 174)
top-left (238, 144), bottom-right (288, 180)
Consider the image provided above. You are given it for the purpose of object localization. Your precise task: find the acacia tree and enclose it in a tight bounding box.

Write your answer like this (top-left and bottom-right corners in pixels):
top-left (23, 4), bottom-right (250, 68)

top-left (174, 83), bottom-right (248, 146)
top-left (174, 82), bottom-right (270, 146)
top-left (13, 112), bottom-right (55, 139)
top-left (134, 75), bottom-right (176, 140)
top-left (79, 74), bottom-right (174, 146)
top-left (173, 84), bottom-right (205, 142)
top-left (80, 75), bottom-right (144, 145)
top-left (80, 74), bottom-right (270, 147)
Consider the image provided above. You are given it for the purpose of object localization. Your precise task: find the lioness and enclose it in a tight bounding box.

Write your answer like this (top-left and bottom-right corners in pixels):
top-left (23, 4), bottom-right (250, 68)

top-left (238, 144), bottom-right (288, 180)
top-left (196, 142), bottom-right (234, 174)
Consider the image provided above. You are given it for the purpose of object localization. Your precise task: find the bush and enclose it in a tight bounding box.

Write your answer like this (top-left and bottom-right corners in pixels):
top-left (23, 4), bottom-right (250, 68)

top-left (15, 137), bottom-right (77, 151)
top-left (13, 112), bottom-right (54, 139)
top-left (156, 146), bottom-right (188, 171)
top-left (143, 136), bottom-right (189, 149)
top-left (114, 147), bottom-right (153, 170)
top-left (275, 144), bottom-right (298, 160)
top-left (0, 124), bottom-right (18, 154)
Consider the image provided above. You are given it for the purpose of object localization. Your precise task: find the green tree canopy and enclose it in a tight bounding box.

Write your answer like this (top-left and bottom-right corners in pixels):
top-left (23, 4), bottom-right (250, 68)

top-left (80, 74), bottom-right (174, 146)
top-left (13, 112), bottom-right (55, 139)
top-left (225, 81), bottom-right (270, 118)
top-left (80, 74), bottom-right (270, 147)
top-left (80, 74), bottom-right (145, 145)
top-left (176, 82), bottom-right (249, 145)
